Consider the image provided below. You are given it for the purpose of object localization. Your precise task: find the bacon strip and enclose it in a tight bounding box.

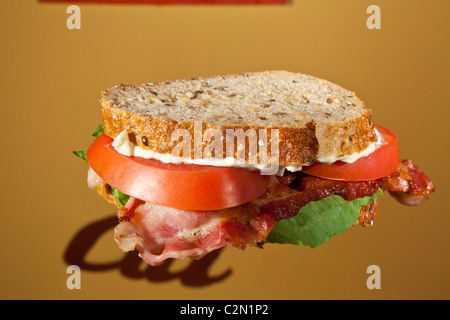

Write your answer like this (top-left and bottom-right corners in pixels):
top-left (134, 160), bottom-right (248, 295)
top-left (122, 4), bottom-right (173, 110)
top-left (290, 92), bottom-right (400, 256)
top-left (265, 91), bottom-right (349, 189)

top-left (383, 160), bottom-right (435, 206)
top-left (259, 175), bottom-right (382, 221)
top-left (112, 159), bottom-right (434, 266)
top-left (114, 197), bottom-right (274, 266)
top-left (355, 198), bottom-right (379, 226)
top-left (259, 159), bottom-right (435, 220)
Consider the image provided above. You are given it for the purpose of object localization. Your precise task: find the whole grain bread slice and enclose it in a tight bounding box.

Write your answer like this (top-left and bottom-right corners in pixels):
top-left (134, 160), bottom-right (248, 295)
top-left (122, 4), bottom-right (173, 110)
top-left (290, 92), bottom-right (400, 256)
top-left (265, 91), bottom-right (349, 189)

top-left (101, 71), bottom-right (376, 166)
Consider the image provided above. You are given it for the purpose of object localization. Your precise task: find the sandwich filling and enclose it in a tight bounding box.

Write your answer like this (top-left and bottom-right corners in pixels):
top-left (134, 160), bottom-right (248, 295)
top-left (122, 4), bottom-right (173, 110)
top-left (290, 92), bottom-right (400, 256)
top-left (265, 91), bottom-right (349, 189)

top-left (86, 155), bottom-right (433, 266)
top-left (87, 168), bottom-right (382, 266)
top-left (77, 124), bottom-right (434, 266)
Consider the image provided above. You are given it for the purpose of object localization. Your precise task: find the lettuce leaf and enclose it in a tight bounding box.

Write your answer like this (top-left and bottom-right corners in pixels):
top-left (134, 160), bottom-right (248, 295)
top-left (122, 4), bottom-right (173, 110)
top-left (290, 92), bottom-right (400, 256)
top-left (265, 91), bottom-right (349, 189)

top-left (110, 186), bottom-right (130, 208)
top-left (91, 124), bottom-right (104, 138)
top-left (265, 189), bottom-right (384, 248)
top-left (72, 125), bottom-right (104, 162)
top-left (72, 150), bottom-right (87, 162)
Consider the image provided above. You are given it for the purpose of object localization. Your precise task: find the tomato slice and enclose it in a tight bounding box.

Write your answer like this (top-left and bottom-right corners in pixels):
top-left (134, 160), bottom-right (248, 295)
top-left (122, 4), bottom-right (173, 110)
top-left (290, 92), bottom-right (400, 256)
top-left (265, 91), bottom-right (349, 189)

top-left (86, 134), bottom-right (270, 211)
top-left (301, 125), bottom-right (400, 181)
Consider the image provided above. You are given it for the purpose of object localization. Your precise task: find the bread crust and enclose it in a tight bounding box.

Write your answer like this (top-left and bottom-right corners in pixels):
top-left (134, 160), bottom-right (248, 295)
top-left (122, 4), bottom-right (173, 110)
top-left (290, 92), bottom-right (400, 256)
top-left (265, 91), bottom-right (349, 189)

top-left (102, 104), bottom-right (319, 166)
top-left (100, 71), bottom-right (376, 166)
top-left (315, 107), bottom-right (375, 159)
top-left (93, 181), bottom-right (120, 207)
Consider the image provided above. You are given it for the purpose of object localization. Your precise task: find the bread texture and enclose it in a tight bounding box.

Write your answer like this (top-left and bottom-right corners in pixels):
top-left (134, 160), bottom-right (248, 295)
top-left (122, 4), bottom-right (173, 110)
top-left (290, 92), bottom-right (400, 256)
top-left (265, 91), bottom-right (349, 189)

top-left (93, 181), bottom-right (120, 207)
top-left (101, 71), bottom-right (376, 166)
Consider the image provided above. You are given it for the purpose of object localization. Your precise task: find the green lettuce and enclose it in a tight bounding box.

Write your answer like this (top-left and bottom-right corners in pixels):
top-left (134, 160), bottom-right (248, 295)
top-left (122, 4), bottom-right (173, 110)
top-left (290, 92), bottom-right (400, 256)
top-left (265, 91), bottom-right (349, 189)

top-left (91, 124), bottom-right (104, 138)
top-left (73, 124), bottom-right (130, 207)
top-left (72, 124), bottom-right (104, 162)
top-left (265, 188), bottom-right (384, 248)
top-left (110, 186), bottom-right (130, 208)
top-left (72, 150), bottom-right (87, 162)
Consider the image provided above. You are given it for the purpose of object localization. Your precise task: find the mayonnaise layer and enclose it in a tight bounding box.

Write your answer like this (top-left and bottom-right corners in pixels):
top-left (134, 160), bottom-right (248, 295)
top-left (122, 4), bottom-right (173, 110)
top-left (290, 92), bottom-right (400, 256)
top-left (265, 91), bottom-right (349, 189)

top-left (316, 128), bottom-right (383, 164)
top-left (112, 130), bottom-right (281, 173)
top-left (112, 129), bottom-right (382, 176)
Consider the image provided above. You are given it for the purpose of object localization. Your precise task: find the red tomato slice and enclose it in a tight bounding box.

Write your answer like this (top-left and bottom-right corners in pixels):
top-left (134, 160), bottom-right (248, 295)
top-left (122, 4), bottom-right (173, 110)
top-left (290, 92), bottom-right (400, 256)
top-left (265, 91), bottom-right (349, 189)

top-left (86, 134), bottom-right (270, 211)
top-left (301, 125), bottom-right (400, 181)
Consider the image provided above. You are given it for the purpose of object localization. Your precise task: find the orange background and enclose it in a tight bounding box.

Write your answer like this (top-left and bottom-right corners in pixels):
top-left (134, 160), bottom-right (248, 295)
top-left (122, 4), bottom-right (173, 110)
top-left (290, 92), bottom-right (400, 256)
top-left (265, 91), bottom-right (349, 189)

top-left (0, 0), bottom-right (448, 299)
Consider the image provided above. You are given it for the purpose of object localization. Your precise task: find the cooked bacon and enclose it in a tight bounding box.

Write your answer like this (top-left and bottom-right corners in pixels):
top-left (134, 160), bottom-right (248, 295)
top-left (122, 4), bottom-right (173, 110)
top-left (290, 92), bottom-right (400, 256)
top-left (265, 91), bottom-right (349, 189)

top-left (299, 176), bottom-right (381, 201)
top-left (114, 197), bottom-right (274, 266)
top-left (382, 159), bottom-right (435, 205)
top-left (355, 199), bottom-right (379, 226)
top-left (257, 174), bottom-right (381, 221)
top-left (111, 159), bottom-right (434, 266)
top-left (87, 166), bottom-right (103, 189)
top-left (259, 159), bottom-right (435, 219)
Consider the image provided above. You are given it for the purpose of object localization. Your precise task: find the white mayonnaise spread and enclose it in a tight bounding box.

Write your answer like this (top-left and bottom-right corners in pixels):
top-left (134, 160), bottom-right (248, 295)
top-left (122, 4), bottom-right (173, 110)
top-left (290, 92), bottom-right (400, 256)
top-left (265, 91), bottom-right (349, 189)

top-left (316, 128), bottom-right (383, 164)
top-left (112, 129), bottom-right (382, 176)
top-left (112, 130), bottom-right (280, 173)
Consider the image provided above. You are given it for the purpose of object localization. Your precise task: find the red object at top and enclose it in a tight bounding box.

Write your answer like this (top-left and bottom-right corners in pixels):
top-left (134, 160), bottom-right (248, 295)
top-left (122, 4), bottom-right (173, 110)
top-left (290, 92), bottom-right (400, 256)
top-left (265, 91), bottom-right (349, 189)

top-left (41, 0), bottom-right (290, 4)
top-left (301, 125), bottom-right (400, 182)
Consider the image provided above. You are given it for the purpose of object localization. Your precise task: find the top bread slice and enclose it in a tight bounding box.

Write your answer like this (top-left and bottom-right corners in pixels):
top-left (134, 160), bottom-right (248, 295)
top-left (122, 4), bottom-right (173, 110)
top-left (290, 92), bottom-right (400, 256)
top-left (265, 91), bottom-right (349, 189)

top-left (101, 71), bottom-right (376, 166)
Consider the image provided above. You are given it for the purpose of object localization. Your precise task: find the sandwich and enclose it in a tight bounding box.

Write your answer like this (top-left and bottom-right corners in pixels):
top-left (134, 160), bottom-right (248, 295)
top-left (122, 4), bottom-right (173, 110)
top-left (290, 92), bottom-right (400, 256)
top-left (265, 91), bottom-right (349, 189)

top-left (73, 71), bottom-right (435, 266)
